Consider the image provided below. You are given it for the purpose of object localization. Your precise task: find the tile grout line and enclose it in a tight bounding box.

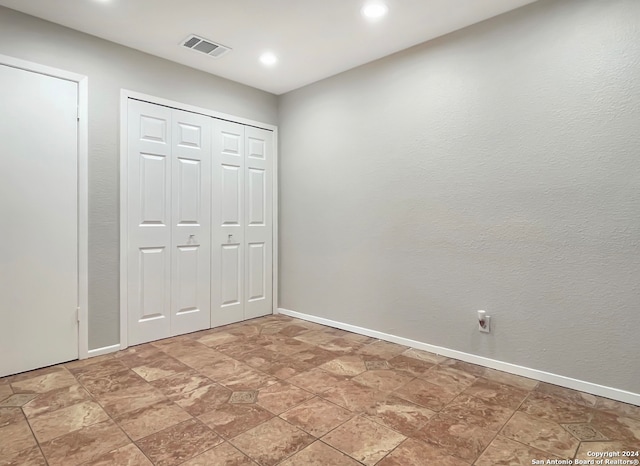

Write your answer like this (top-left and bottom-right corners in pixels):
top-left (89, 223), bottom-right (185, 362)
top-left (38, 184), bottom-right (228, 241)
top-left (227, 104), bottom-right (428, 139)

top-left (471, 390), bottom-right (537, 465)
top-left (75, 369), bottom-right (156, 465)
top-left (19, 400), bottom-right (52, 466)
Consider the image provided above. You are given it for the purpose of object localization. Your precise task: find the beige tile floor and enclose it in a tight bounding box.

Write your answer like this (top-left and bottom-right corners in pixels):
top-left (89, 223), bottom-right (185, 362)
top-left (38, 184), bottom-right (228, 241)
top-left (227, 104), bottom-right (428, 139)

top-left (1, 314), bottom-right (638, 465)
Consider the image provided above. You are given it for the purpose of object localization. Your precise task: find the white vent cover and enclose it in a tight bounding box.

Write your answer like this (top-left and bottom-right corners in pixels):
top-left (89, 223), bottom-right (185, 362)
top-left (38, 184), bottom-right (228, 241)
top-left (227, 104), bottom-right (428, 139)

top-left (181, 35), bottom-right (231, 58)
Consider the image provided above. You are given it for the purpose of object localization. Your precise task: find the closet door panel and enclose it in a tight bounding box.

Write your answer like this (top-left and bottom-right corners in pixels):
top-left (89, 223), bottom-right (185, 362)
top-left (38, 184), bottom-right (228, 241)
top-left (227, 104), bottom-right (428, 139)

top-left (244, 127), bottom-right (273, 319)
top-left (170, 109), bottom-right (212, 336)
top-left (212, 120), bottom-right (246, 327)
top-left (127, 100), bottom-right (172, 345)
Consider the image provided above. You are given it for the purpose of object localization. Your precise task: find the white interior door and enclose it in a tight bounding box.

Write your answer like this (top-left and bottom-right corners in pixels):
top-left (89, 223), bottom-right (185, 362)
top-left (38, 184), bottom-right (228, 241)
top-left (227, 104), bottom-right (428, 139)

top-left (126, 97), bottom-right (274, 343)
top-left (244, 127), bottom-right (273, 319)
top-left (128, 101), bottom-right (213, 345)
top-left (127, 100), bottom-right (173, 345)
top-left (0, 64), bottom-right (79, 377)
top-left (170, 110), bottom-right (211, 336)
top-left (211, 120), bottom-right (246, 327)
top-left (211, 122), bottom-right (274, 325)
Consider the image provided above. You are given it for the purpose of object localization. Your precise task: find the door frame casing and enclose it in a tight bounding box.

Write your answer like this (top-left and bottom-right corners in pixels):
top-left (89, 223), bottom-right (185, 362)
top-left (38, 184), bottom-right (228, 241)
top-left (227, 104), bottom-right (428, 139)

top-left (119, 90), bottom-right (278, 350)
top-left (0, 54), bottom-right (89, 359)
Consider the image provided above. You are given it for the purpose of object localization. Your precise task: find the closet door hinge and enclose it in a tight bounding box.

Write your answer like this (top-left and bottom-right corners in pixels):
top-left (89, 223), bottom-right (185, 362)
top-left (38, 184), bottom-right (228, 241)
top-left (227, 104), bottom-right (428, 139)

top-left (76, 307), bottom-right (81, 323)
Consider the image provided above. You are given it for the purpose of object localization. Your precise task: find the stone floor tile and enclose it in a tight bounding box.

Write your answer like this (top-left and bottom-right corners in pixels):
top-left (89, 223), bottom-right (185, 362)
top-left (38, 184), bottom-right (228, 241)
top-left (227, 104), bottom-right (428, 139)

top-left (136, 419), bottom-right (222, 466)
top-left (230, 417), bottom-right (313, 466)
top-left (10, 369), bottom-right (77, 394)
top-left (180, 442), bottom-right (255, 466)
top-left (475, 435), bottom-right (560, 466)
top-left (394, 378), bottom-right (460, 411)
top-left (256, 381), bottom-right (314, 414)
top-left (95, 384), bottom-right (167, 417)
top-left (366, 396), bottom-right (435, 436)
top-left (352, 369), bottom-right (413, 393)
top-left (113, 344), bottom-right (163, 368)
top-left (130, 356), bottom-right (191, 382)
top-left (22, 384), bottom-right (91, 418)
top-left (172, 383), bottom-right (231, 416)
top-left (500, 411), bottom-right (580, 458)
top-left (595, 397), bottom-right (640, 421)
top-left (82, 443), bottom-right (153, 466)
top-left (319, 337), bottom-right (366, 354)
top-left (413, 414), bottom-right (497, 463)
top-left (0, 445), bottom-right (48, 466)
top-left (28, 400), bottom-right (109, 443)
top-left (278, 440), bottom-right (362, 466)
top-left (79, 369), bottom-right (148, 397)
top-left (377, 438), bottom-right (467, 466)
top-left (283, 348), bottom-right (337, 369)
top-left (150, 370), bottom-right (212, 400)
top-left (439, 394), bottom-right (514, 431)
top-left (6, 366), bottom-right (68, 385)
top-left (0, 407), bottom-right (24, 428)
top-left (287, 367), bottom-right (349, 394)
top-left (589, 410), bottom-right (640, 444)
top-left (420, 365), bottom-right (477, 392)
top-left (463, 377), bottom-right (529, 410)
top-left (198, 403), bottom-right (273, 439)
top-left (293, 330), bottom-right (340, 346)
top-left (535, 382), bottom-right (597, 407)
top-left (0, 383), bottom-right (12, 402)
top-left (356, 340), bottom-right (407, 360)
top-left (277, 324), bottom-right (310, 338)
top-left (440, 359), bottom-right (486, 377)
top-left (280, 397), bottom-right (353, 437)
top-left (114, 399), bottom-right (192, 440)
top-left (322, 415), bottom-right (406, 466)
top-left (388, 354), bottom-right (434, 378)
top-left (519, 391), bottom-right (594, 423)
top-left (194, 331), bottom-right (240, 348)
top-left (321, 379), bottom-right (387, 414)
top-left (69, 359), bottom-right (130, 381)
top-left (400, 348), bottom-right (447, 364)
top-left (0, 393), bottom-right (38, 407)
top-left (319, 356), bottom-right (367, 377)
top-left (0, 418), bottom-right (38, 457)
top-left (482, 368), bottom-right (539, 391)
top-left (39, 419), bottom-right (129, 466)
top-left (219, 366), bottom-right (279, 392)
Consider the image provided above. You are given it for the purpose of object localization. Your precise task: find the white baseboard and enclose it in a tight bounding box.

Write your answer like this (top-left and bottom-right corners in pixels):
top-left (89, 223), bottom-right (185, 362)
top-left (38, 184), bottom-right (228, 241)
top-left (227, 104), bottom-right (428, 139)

top-left (86, 343), bottom-right (121, 358)
top-left (278, 308), bottom-right (640, 407)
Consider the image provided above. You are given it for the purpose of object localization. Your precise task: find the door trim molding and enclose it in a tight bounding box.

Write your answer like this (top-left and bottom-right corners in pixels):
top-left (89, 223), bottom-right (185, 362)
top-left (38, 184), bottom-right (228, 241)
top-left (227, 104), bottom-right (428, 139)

top-left (0, 54), bottom-right (89, 360)
top-left (119, 89), bottom-right (278, 350)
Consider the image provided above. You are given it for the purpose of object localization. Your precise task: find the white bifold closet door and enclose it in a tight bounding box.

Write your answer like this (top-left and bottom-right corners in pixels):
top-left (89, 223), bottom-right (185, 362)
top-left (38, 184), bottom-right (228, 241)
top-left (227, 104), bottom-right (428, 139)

top-left (127, 100), bottom-right (211, 346)
top-left (211, 123), bottom-right (273, 326)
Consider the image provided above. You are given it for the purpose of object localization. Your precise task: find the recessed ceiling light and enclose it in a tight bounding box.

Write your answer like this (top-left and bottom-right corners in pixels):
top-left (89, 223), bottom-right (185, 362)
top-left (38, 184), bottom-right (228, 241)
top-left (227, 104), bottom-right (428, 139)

top-left (260, 52), bottom-right (278, 67)
top-left (361, 2), bottom-right (389, 20)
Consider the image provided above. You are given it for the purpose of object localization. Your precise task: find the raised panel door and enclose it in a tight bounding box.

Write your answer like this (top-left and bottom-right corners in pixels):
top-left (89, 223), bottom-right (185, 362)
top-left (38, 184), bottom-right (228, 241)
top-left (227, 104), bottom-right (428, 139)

top-left (244, 127), bottom-right (273, 319)
top-left (127, 100), bottom-right (172, 345)
top-left (170, 110), bottom-right (212, 336)
top-left (211, 120), bottom-right (245, 327)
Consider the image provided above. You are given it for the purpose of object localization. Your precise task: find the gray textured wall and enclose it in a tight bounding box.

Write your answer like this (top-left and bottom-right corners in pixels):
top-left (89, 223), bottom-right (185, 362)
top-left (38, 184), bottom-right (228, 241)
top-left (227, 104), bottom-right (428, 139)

top-left (278, 0), bottom-right (640, 393)
top-left (0, 6), bottom-right (278, 350)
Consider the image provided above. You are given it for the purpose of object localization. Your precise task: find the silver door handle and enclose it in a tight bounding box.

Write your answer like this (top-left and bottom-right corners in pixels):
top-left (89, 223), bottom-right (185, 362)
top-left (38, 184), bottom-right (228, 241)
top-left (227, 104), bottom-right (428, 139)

top-left (227, 234), bottom-right (233, 243)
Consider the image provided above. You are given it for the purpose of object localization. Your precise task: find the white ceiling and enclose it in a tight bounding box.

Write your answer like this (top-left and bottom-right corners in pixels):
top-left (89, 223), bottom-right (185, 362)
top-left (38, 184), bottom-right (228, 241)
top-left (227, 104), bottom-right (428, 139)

top-left (0, 0), bottom-right (539, 95)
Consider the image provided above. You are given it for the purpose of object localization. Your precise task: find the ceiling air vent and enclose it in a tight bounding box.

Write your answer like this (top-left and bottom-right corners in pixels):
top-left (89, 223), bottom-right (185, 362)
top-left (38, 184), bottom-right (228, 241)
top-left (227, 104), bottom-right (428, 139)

top-left (181, 35), bottom-right (231, 58)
